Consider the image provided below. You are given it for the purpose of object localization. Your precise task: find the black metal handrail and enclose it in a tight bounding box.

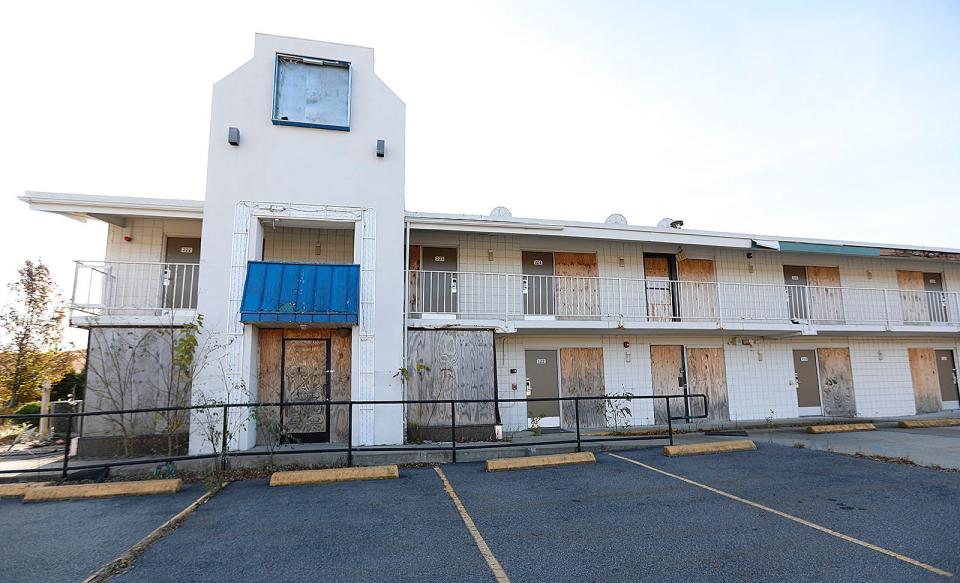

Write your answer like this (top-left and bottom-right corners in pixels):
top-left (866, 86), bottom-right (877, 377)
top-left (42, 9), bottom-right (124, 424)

top-left (0, 393), bottom-right (708, 479)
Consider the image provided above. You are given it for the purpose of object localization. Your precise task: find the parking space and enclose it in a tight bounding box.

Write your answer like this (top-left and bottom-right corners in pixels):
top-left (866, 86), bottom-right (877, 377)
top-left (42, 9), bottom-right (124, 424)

top-left (116, 470), bottom-right (492, 582)
top-left (5, 442), bottom-right (958, 582)
top-left (1, 483), bottom-right (204, 583)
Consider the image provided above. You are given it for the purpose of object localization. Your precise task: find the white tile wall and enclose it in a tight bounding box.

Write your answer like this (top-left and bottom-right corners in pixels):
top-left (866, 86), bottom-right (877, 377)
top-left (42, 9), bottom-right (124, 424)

top-left (262, 227), bottom-right (354, 263)
top-left (490, 331), bottom-right (960, 428)
top-left (105, 218), bottom-right (202, 262)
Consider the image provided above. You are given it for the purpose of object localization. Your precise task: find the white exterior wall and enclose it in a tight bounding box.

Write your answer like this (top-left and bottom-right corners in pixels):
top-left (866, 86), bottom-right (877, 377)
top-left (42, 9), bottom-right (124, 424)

top-left (494, 332), bottom-right (960, 431)
top-left (262, 227), bottom-right (354, 263)
top-left (104, 218), bottom-right (202, 262)
top-left (192, 34), bottom-right (405, 453)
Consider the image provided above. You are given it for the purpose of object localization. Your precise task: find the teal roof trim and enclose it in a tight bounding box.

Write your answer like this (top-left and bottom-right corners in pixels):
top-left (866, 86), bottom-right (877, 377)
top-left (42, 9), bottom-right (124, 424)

top-left (779, 242), bottom-right (881, 257)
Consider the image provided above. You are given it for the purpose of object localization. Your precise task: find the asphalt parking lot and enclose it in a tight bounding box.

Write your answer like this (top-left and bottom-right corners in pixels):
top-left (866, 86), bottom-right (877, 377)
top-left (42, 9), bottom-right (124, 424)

top-left (4, 443), bottom-right (958, 582)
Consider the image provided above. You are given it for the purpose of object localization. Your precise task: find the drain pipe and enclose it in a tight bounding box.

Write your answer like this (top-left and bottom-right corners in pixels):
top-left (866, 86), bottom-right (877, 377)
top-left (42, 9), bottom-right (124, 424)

top-left (402, 219), bottom-right (411, 441)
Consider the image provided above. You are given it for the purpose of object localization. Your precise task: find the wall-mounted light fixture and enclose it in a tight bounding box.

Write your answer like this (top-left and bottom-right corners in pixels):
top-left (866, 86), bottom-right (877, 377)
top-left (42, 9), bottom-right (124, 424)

top-left (376, 139), bottom-right (385, 158)
top-left (228, 127), bottom-right (240, 146)
top-left (488, 249), bottom-right (495, 261)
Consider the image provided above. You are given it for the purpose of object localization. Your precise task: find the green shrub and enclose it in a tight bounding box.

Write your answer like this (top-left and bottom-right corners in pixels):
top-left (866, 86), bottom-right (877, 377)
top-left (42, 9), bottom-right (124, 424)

top-left (13, 402), bottom-right (41, 428)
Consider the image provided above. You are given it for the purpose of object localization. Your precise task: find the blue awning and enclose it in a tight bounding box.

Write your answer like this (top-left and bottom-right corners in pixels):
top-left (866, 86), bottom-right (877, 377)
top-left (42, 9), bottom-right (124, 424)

top-left (240, 261), bottom-right (359, 324)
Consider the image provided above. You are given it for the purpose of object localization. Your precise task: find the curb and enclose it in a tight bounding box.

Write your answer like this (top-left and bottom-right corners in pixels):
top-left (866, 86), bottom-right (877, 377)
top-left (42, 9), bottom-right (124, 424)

top-left (663, 440), bottom-right (757, 457)
top-left (485, 452), bottom-right (596, 472)
top-left (0, 482), bottom-right (52, 498)
top-left (897, 419), bottom-right (960, 429)
top-left (806, 423), bottom-right (876, 434)
top-left (269, 465), bottom-right (399, 486)
top-left (23, 479), bottom-right (182, 503)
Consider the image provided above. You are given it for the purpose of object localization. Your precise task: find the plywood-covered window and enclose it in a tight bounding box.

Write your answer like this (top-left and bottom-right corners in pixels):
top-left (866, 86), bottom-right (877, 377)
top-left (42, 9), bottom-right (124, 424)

top-left (273, 54), bottom-right (351, 130)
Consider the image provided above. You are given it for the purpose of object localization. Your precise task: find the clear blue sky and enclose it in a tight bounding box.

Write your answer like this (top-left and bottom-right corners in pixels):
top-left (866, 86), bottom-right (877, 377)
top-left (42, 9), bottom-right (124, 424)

top-left (0, 1), bottom-right (957, 344)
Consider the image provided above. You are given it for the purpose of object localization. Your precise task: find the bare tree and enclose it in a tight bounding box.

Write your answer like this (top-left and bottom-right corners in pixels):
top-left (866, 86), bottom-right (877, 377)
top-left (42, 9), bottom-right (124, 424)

top-left (0, 260), bottom-right (67, 409)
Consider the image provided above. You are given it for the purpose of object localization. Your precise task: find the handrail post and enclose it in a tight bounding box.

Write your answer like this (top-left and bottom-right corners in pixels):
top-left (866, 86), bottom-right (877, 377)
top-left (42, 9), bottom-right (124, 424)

top-left (60, 410), bottom-right (73, 481)
top-left (450, 401), bottom-right (457, 463)
top-left (220, 403), bottom-right (229, 473)
top-left (575, 398), bottom-right (582, 452)
top-left (617, 278), bottom-right (623, 319)
top-left (347, 401), bottom-right (353, 467)
top-left (666, 398), bottom-right (674, 446)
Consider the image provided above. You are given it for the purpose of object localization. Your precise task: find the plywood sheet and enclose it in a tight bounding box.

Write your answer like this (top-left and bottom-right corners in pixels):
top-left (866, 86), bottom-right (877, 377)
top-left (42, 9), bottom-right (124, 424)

top-left (555, 252), bottom-right (599, 317)
top-left (329, 331), bottom-right (352, 443)
top-left (408, 245), bottom-right (421, 313)
top-left (686, 348), bottom-right (729, 421)
top-left (909, 348), bottom-right (942, 414)
top-left (406, 329), bottom-right (496, 432)
top-left (897, 270), bottom-right (928, 323)
top-left (651, 345), bottom-right (684, 424)
top-left (807, 266), bottom-right (844, 323)
top-left (559, 348), bottom-right (605, 429)
top-left (816, 348), bottom-right (857, 417)
top-left (644, 256), bottom-right (673, 321)
top-left (282, 339), bottom-right (329, 434)
top-left (256, 329), bottom-right (284, 443)
top-left (677, 259), bottom-right (717, 321)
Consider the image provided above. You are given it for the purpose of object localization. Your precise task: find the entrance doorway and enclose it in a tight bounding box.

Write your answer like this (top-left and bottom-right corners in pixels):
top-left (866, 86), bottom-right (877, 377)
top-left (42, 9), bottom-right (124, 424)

top-left (793, 350), bottom-right (821, 416)
top-left (280, 338), bottom-right (331, 443)
top-left (524, 350), bottom-right (560, 428)
top-left (163, 237), bottom-right (201, 309)
top-left (420, 247), bottom-right (458, 315)
top-left (937, 350), bottom-right (959, 410)
top-left (522, 251), bottom-right (555, 317)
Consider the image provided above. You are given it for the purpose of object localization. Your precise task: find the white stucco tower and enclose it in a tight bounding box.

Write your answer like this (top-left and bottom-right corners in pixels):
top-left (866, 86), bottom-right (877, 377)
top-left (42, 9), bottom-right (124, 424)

top-left (190, 34), bottom-right (406, 453)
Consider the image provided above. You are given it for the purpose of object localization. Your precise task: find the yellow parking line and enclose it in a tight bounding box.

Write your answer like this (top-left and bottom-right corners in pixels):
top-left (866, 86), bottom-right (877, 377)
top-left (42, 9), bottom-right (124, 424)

top-left (434, 466), bottom-right (511, 583)
top-left (607, 453), bottom-right (952, 578)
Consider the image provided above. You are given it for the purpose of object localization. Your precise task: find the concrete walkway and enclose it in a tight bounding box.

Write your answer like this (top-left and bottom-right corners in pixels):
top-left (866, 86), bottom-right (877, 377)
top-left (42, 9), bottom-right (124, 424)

top-left (750, 423), bottom-right (960, 470)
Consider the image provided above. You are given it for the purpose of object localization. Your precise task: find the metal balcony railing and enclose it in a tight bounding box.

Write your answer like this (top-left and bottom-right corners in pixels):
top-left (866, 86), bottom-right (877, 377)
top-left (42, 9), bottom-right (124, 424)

top-left (407, 270), bottom-right (960, 328)
top-left (71, 260), bottom-right (200, 315)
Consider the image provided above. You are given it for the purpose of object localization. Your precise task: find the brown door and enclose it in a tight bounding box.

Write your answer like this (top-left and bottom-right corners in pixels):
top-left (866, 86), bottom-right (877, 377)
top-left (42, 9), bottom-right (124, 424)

top-left (897, 270), bottom-right (928, 323)
top-left (677, 259), bottom-right (717, 321)
top-left (924, 273), bottom-right (947, 323)
top-left (525, 350), bottom-right (560, 426)
top-left (407, 245), bottom-right (421, 314)
top-left (793, 350), bottom-right (821, 413)
top-left (807, 266), bottom-right (844, 323)
top-left (817, 348), bottom-right (857, 417)
top-left (555, 252), bottom-right (600, 318)
top-left (522, 251), bottom-right (555, 316)
top-left (909, 348), bottom-right (942, 414)
top-left (685, 348), bottom-right (728, 421)
top-left (936, 350), bottom-right (959, 408)
top-left (559, 347), bottom-right (605, 429)
top-left (645, 256), bottom-right (675, 321)
top-left (421, 247), bottom-right (458, 313)
top-left (783, 266), bottom-right (809, 320)
top-left (281, 338), bottom-right (330, 442)
top-left (651, 345), bottom-right (686, 424)
top-left (163, 237), bottom-right (201, 309)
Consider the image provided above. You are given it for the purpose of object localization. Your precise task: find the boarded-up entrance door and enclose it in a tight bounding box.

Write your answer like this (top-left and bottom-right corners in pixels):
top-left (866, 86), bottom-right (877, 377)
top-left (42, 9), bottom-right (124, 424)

top-left (685, 348), bottom-right (729, 421)
top-left (925, 273), bottom-right (947, 323)
top-left (677, 259), bottom-right (717, 322)
top-left (807, 266), bottom-right (844, 324)
top-left (559, 347), bottom-right (605, 429)
top-left (555, 252), bottom-right (599, 318)
top-left (936, 350), bottom-right (959, 409)
top-left (522, 251), bottom-right (555, 316)
top-left (783, 266), bottom-right (809, 320)
top-left (645, 256), bottom-right (674, 321)
top-left (525, 350), bottom-right (560, 427)
top-left (651, 345), bottom-right (685, 424)
top-left (281, 338), bottom-right (330, 442)
top-left (793, 350), bottom-right (821, 415)
top-left (897, 271), bottom-right (928, 323)
top-left (164, 237), bottom-right (201, 309)
top-left (421, 247), bottom-right (458, 314)
top-left (909, 348), bottom-right (942, 414)
top-left (817, 348), bottom-right (857, 417)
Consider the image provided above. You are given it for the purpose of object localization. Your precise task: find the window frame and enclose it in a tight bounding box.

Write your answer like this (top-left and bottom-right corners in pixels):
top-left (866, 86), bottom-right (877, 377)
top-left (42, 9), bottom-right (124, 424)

top-left (271, 53), bottom-right (352, 131)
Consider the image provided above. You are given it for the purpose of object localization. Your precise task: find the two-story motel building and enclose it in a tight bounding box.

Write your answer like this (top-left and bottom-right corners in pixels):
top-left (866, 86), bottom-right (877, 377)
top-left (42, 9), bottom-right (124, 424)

top-left (20, 34), bottom-right (960, 456)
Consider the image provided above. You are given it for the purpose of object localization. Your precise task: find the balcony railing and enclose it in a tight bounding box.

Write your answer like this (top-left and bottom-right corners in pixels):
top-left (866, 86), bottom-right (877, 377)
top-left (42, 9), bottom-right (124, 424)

top-left (71, 260), bottom-right (200, 315)
top-left (407, 270), bottom-right (960, 328)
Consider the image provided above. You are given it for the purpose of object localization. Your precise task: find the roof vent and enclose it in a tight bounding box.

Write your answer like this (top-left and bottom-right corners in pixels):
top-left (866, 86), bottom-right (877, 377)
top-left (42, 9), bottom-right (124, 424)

top-left (657, 217), bottom-right (684, 229)
top-left (490, 206), bottom-right (512, 218)
top-left (605, 213), bottom-right (628, 225)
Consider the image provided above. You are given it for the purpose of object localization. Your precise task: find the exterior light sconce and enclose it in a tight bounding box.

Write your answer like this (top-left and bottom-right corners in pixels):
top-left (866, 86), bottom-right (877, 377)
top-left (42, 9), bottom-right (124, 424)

top-left (619, 257), bottom-right (625, 268)
top-left (878, 350), bottom-right (884, 361)
top-left (488, 249), bottom-right (494, 261)
top-left (376, 139), bottom-right (385, 158)
top-left (228, 127), bottom-right (240, 146)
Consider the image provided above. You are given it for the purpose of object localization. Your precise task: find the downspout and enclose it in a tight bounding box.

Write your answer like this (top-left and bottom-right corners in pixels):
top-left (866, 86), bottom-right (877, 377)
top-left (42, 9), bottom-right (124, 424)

top-left (402, 219), bottom-right (410, 440)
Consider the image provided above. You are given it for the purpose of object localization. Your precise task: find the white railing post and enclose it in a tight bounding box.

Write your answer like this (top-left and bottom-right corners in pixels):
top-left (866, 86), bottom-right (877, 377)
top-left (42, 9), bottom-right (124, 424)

top-left (617, 277), bottom-right (623, 319)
